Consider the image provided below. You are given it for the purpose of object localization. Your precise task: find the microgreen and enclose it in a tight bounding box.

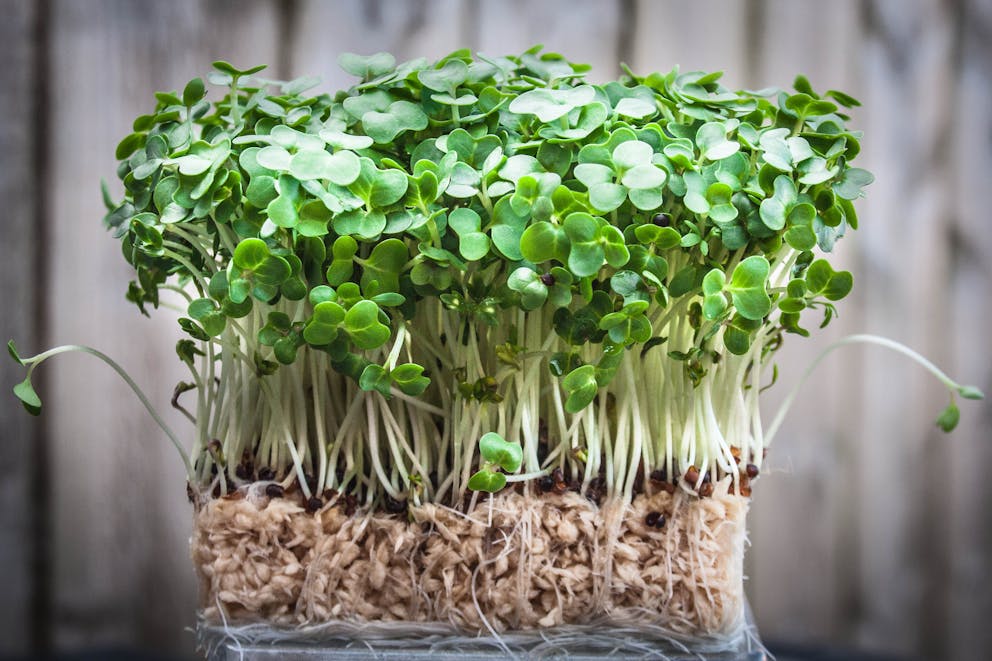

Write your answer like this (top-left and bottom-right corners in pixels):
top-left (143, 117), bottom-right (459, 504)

top-left (8, 51), bottom-right (981, 511)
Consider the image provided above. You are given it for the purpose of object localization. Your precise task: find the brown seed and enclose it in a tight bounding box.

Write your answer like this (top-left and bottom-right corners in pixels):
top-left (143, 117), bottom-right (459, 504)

top-left (684, 465), bottom-right (700, 486)
top-left (730, 446), bottom-right (741, 462)
top-left (740, 483), bottom-right (752, 497)
top-left (551, 467), bottom-right (568, 494)
top-left (645, 511), bottom-right (661, 527)
top-left (265, 483), bottom-right (284, 498)
top-left (699, 482), bottom-right (714, 497)
top-left (661, 481), bottom-right (676, 494)
top-left (649, 468), bottom-right (667, 483)
top-left (385, 495), bottom-right (407, 514)
top-left (305, 496), bottom-right (323, 513)
top-left (746, 463), bottom-right (760, 479)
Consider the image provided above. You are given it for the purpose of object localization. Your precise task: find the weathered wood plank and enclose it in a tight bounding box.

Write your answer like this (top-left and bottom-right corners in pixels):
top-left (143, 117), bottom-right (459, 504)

top-left (852, 0), bottom-right (960, 656)
top-left (741, 0), bottom-right (866, 648)
top-left (0, 0), bottom-right (42, 654)
top-left (945, 1), bottom-right (992, 659)
top-left (46, 0), bottom-right (281, 653)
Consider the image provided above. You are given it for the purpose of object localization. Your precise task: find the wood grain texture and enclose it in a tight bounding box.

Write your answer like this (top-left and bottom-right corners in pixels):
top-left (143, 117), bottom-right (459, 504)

top-left (744, 0), bottom-right (866, 647)
top-left (945, 1), bottom-right (992, 659)
top-left (0, 0), bottom-right (41, 654)
top-left (45, 0), bottom-right (281, 653)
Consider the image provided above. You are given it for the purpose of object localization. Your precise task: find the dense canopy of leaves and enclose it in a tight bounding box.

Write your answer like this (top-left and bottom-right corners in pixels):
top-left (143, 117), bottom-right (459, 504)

top-left (105, 47), bottom-right (871, 405)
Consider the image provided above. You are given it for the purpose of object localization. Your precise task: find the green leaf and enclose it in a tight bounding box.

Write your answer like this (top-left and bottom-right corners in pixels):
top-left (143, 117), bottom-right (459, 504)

top-left (339, 52), bottom-right (396, 79)
top-left (935, 401), bottom-right (960, 432)
top-left (7, 340), bottom-right (23, 365)
top-left (417, 59), bottom-right (469, 94)
top-left (391, 363), bottom-right (430, 396)
top-left (562, 364), bottom-right (598, 413)
top-left (266, 194), bottom-right (298, 228)
top-left (361, 238), bottom-right (407, 295)
top-left (728, 256), bottom-right (771, 320)
top-left (343, 300), bottom-right (390, 350)
top-left (479, 432), bottom-right (523, 472)
top-left (832, 167), bottom-right (874, 200)
top-left (362, 100), bottom-right (429, 144)
top-left (14, 376), bottom-right (41, 415)
top-left (359, 363), bottom-right (392, 396)
top-left (182, 77), bottom-right (206, 106)
top-left (467, 469), bottom-right (507, 493)
top-left (520, 220), bottom-right (570, 264)
top-left (564, 213), bottom-right (605, 277)
top-left (507, 267), bottom-right (548, 310)
top-left (304, 301), bottom-right (345, 345)
top-left (958, 385), bottom-right (984, 401)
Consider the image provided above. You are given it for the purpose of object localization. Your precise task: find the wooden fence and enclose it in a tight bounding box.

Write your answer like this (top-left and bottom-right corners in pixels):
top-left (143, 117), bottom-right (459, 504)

top-left (1, 0), bottom-right (989, 658)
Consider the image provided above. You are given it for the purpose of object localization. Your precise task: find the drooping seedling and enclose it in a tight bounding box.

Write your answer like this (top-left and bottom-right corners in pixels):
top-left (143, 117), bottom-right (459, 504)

top-left (6, 49), bottom-right (982, 510)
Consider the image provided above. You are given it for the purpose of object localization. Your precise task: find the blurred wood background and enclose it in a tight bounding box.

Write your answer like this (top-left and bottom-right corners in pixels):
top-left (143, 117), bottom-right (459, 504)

top-left (1, 0), bottom-right (989, 658)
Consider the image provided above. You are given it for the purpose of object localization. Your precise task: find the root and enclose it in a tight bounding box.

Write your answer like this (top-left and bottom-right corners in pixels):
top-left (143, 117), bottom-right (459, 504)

top-left (192, 477), bottom-right (748, 640)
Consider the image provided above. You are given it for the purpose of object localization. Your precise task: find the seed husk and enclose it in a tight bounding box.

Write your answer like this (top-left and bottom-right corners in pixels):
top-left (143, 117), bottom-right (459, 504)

top-left (385, 495), bottom-right (408, 514)
top-left (305, 496), bottom-right (323, 513)
top-left (745, 463), bottom-right (760, 479)
top-left (645, 511), bottom-right (661, 527)
top-left (265, 483), bottom-right (284, 498)
top-left (258, 467), bottom-right (276, 481)
top-left (684, 465), bottom-right (700, 486)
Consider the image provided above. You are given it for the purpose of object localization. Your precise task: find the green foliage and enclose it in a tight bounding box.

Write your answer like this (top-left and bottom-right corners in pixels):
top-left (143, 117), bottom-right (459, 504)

top-left (103, 50), bottom-right (873, 408)
top-left (468, 432), bottom-right (522, 493)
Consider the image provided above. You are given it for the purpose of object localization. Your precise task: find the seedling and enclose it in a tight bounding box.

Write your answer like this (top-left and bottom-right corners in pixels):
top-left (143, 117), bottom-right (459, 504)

top-left (9, 49), bottom-right (981, 513)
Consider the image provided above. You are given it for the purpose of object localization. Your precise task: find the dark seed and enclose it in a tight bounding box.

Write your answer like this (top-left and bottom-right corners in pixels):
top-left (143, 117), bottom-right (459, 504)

top-left (385, 495), bottom-right (408, 514)
top-left (306, 496), bottom-right (323, 513)
top-left (265, 483), bottom-right (284, 498)
top-left (652, 213), bottom-right (672, 227)
top-left (655, 514), bottom-right (667, 529)
top-left (650, 468), bottom-right (667, 483)
top-left (540, 273), bottom-right (555, 286)
top-left (684, 465), bottom-right (700, 486)
top-left (235, 464), bottom-right (251, 480)
top-left (645, 511), bottom-right (661, 527)
top-left (539, 475), bottom-right (554, 493)
top-left (258, 467), bottom-right (276, 481)
top-left (344, 494), bottom-right (358, 516)
top-left (699, 483), bottom-right (714, 498)
top-left (745, 463), bottom-right (760, 479)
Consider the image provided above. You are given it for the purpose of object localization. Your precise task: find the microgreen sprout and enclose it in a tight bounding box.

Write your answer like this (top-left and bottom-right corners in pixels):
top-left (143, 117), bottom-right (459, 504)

top-left (8, 49), bottom-right (982, 510)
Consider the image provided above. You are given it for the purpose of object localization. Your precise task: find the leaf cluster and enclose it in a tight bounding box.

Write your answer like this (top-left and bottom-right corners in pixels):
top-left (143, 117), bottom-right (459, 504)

top-left (104, 49), bottom-right (872, 408)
